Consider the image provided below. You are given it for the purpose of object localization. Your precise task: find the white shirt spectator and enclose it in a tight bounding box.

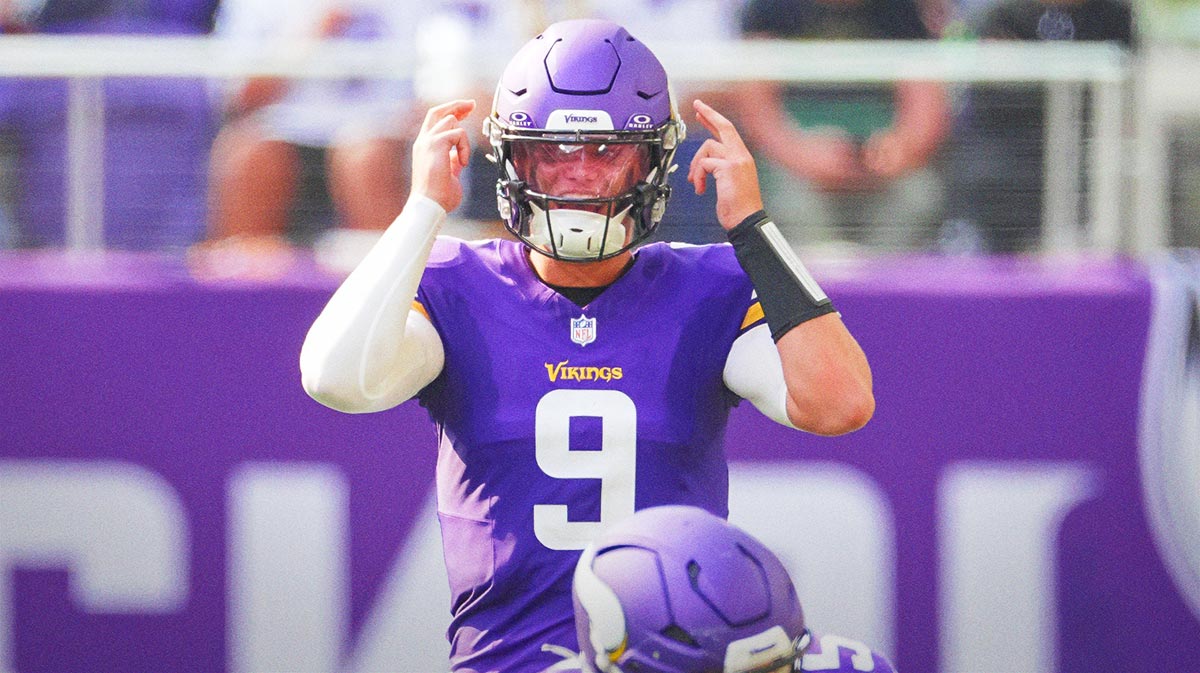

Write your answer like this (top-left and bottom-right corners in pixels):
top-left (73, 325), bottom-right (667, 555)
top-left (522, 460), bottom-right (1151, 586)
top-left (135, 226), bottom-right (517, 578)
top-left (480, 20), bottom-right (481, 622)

top-left (213, 0), bottom-right (425, 147)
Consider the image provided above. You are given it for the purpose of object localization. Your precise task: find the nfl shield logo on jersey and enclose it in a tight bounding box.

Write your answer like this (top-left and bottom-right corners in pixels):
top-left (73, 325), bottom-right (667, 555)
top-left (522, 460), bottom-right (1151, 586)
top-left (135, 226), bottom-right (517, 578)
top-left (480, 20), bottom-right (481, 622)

top-left (571, 314), bottom-right (597, 346)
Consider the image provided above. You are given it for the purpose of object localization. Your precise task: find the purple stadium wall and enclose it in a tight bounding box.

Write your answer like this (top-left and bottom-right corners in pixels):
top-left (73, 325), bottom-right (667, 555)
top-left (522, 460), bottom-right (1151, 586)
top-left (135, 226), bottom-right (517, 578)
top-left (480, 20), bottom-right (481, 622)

top-left (1, 251), bottom-right (1197, 672)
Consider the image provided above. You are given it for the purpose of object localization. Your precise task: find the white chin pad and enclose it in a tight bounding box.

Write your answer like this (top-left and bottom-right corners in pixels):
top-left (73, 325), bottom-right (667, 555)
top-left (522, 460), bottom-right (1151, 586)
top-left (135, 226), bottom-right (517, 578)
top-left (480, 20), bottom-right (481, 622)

top-left (529, 203), bottom-right (631, 259)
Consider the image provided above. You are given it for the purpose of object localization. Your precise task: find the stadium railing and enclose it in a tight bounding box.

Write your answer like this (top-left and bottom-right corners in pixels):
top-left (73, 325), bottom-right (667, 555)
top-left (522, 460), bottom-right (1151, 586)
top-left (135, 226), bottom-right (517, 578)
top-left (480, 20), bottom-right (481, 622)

top-left (0, 35), bottom-right (1131, 254)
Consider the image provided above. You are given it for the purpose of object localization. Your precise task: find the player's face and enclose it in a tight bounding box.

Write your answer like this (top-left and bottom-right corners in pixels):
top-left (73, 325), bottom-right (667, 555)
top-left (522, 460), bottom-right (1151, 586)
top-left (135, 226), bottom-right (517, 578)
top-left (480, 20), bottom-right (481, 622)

top-left (514, 141), bottom-right (650, 201)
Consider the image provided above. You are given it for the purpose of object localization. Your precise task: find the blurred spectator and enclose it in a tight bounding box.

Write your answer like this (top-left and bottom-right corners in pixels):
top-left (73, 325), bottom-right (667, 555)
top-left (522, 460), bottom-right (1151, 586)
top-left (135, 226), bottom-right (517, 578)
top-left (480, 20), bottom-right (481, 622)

top-left (36, 0), bottom-right (218, 32)
top-left (0, 1), bottom-right (17, 247)
top-left (944, 0), bottom-right (1132, 253)
top-left (976, 0), bottom-right (1131, 43)
top-left (734, 0), bottom-right (952, 253)
top-left (410, 0), bottom-right (525, 240)
top-left (197, 0), bottom-right (427, 276)
top-left (918, 0), bottom-right (954, 35)
top-left (0, 129), bottom-right (14, 248)
top-left (0, 0), bottom-right (220, 250)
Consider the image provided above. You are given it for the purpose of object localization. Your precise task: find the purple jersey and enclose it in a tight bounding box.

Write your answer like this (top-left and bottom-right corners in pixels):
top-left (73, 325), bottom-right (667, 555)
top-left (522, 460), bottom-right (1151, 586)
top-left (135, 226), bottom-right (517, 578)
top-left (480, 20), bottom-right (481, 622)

top-left (801, 632), bottom-right (898, 673)
top-left (415, 238), bottom-right (764, 673)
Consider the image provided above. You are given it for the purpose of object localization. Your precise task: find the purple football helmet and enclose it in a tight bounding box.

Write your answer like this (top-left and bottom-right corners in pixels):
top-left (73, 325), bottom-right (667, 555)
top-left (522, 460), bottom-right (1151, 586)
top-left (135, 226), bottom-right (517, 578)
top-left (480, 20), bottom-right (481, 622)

top-left (484, 19), bottom-right (685, 262)
top-left (573, 506), bottom-right (809, 673)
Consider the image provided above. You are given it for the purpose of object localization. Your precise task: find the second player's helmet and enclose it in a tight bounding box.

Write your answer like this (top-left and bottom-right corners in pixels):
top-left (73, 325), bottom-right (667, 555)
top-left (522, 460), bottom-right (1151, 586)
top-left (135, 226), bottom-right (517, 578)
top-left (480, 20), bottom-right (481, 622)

top-left (485, 19), bottom-right (685, 262)
top-left (573, 506), bottom-right (809, 673)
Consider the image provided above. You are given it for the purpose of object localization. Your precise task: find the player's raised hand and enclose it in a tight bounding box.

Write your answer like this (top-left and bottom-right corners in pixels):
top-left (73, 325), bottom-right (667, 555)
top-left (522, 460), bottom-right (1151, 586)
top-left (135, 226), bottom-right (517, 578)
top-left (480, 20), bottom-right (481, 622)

top-left (687, 99), bottom-right (765, 231)
top-left (410, 99), bottom-right (476, 213)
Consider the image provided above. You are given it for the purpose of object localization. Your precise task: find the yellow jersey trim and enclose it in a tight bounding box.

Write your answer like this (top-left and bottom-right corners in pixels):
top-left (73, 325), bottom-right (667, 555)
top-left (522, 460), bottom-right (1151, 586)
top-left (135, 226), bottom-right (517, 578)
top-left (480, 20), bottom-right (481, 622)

top-left (411, 300), bottom-right (430, 321)
top-left (740, 301), bottom-right (765, 331)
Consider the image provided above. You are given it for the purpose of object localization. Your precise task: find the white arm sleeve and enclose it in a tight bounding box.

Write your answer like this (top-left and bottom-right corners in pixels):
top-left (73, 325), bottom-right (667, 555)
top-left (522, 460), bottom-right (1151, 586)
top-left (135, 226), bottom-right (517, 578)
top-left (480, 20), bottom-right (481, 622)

top-left (299, 196), bottom-right (447, 414)
top-left (722, 323), bottom-right (798, 429)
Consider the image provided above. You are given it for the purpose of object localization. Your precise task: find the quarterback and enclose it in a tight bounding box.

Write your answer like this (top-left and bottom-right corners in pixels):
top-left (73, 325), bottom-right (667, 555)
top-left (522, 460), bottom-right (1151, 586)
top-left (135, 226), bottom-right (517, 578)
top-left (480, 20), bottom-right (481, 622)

top-left (300, 19), bottom-right (873, 673)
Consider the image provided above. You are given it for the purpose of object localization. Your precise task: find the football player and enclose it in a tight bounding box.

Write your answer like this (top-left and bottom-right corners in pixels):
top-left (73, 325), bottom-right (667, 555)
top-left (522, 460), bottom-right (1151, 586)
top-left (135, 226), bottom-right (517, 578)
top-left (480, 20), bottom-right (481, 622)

top-left (300, 18), bottom-right (873, 673)
top-left (557, 505), bottom-right (897, 673)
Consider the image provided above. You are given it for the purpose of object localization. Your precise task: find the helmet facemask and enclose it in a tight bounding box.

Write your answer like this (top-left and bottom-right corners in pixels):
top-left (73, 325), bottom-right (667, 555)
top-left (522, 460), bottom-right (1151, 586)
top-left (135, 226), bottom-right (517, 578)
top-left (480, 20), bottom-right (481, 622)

top-left (487, 120), bottom-right (682, 262)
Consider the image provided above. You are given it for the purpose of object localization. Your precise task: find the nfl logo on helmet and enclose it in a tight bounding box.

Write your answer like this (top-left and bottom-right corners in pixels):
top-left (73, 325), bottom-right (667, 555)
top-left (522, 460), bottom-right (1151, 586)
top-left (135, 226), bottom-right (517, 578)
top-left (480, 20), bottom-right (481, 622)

top-left (571, 315), bottom-right (597, 346)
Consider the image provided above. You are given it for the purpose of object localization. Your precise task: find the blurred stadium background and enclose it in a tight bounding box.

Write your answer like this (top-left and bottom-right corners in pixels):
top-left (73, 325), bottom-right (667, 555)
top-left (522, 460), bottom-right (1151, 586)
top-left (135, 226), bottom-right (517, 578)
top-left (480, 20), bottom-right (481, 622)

top-left (2, 0), bottom-right (1200, 672)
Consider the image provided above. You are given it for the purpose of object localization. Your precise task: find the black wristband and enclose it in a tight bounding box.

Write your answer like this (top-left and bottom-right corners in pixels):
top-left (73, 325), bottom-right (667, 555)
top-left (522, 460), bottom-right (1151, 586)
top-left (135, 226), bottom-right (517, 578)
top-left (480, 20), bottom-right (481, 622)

top-left (727, 210), bottom-right (837, 340)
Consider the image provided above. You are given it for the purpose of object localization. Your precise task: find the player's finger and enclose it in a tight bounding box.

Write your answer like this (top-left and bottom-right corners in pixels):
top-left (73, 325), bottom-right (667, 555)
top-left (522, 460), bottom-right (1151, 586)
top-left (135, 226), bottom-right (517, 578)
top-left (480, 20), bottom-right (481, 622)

top-left (429, 111), bottom-right (464, 135)
top-left (427, 99), bottom-right (475, 122)
top-left (697, 157), bottom-right (728, 176)
top-left (689, 143), bottom-right (720, 195)
top-left (687, 138), bottom-right (723, 190)
top-left (687, 142), bottom-right (707, 193)
top-left (691, 100), bottom-right (720, 139)
top-left (444, 127), bottom-right (471, 168)
top-left (431, 126), bottom-right (470, 160)
top-left (693, 99), bottom-right (743, 147)
top-left (686, 139), bottom-right (710, 183)
top-left (421, 104), bottom-right (452, 132)
top-left (422, 99), bottom-right (476, 132)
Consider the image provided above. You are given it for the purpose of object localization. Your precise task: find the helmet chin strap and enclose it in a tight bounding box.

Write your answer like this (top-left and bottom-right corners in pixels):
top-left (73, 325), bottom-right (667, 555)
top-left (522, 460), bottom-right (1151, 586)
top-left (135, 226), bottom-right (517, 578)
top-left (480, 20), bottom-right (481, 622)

top-left (528, 203), bottom-right (633, 260)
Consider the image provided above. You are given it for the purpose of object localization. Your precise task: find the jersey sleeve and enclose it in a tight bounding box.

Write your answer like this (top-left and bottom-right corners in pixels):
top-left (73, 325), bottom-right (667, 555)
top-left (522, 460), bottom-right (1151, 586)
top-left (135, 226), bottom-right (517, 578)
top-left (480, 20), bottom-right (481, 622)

top-left (723, 287), bottom-right (795, 428)
top-left (687, 243), bottom-right (792, 428)
top-left (739, 292), bottom-right (768, 336)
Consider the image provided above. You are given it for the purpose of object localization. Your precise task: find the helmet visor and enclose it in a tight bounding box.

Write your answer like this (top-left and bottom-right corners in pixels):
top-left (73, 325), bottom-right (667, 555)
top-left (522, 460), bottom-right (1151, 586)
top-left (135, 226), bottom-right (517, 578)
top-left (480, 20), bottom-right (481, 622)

top-left (512, 140), bottom-right (651, 201)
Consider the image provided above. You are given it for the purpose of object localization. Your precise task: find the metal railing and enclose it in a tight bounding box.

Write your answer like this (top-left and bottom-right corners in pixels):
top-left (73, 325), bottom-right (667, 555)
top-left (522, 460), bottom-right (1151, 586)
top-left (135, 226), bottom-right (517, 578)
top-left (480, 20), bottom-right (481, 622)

top-left (0, 35), bottom-right (1132, 253)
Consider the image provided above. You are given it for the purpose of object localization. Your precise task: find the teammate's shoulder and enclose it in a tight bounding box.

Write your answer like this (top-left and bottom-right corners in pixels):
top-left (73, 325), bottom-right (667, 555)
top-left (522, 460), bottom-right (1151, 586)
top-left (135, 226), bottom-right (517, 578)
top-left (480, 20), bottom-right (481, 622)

top-left (800, 631), bottom-right (898, 673)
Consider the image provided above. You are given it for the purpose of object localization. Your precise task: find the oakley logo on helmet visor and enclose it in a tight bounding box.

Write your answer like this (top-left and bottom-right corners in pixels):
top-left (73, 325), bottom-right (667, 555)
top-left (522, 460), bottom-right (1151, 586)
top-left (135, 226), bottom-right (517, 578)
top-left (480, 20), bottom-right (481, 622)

top-left (546, 109), bottom-right (614, 131)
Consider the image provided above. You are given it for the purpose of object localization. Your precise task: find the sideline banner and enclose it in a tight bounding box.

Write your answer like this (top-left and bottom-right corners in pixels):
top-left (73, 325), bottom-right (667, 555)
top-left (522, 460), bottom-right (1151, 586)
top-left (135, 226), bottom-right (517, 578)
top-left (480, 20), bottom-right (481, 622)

top-left (1, 252), bottom-right (1197, 673)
